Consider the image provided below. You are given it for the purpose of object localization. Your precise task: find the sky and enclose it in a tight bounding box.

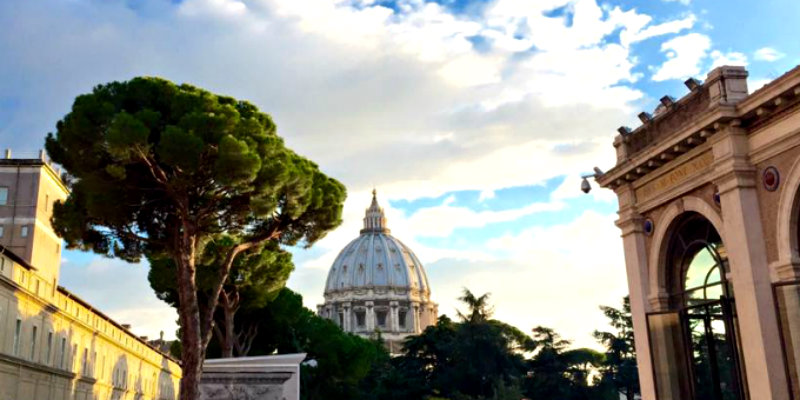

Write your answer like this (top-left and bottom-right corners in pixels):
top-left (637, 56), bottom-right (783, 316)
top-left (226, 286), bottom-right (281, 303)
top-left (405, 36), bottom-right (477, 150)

top-left (1, 0), bottom-right (798, 349)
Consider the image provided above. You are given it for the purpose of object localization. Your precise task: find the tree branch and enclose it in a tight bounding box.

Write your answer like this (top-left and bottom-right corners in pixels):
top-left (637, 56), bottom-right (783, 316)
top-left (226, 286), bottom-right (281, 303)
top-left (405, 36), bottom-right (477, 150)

top-left (199, 218), bottom-right (289, 349)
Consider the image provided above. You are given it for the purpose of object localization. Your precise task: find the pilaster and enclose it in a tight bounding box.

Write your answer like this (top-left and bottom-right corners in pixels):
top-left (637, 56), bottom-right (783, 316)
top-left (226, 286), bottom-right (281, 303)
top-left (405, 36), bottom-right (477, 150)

top-left (342, 302), bottom-right (352, 332)
top-left (713, 125), bottom-right (790, 400)
top-left (366, 301), bottom-right (375, 332)
top-left (390, 301), bottom-right (399, 332)
top-left (614, 193), bottom-right (656, 400)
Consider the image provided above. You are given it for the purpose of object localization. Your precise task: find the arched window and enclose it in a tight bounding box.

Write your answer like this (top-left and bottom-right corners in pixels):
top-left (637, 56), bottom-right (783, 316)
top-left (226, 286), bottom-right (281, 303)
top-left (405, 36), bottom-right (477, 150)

top-left (668, 213), bottom-right (730, 307)
top-left (650, 212), bottom-right (745, 400)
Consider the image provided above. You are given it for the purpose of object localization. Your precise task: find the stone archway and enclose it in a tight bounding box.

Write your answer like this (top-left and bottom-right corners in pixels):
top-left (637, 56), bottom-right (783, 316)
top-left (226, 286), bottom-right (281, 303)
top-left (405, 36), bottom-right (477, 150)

top-left (647, 210), bottom-right (747, 400)
top-left (648, 196), bottom-right (726, 311)
top-left (774, 156), bottom-right (800, 279)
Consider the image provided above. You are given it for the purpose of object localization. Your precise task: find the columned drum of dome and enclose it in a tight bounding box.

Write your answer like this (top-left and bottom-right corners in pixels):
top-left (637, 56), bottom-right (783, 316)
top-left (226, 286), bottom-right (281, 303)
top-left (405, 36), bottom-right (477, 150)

top-left (317, 190), bottom-right (438, 351)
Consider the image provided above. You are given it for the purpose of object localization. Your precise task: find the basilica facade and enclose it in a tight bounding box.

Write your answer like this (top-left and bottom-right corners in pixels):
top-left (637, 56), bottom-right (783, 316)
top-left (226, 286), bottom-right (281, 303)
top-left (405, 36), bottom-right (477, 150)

top-left (318, 191), bottom-right (437, 352)
top-left (598, 65), bottom-right (800, 400)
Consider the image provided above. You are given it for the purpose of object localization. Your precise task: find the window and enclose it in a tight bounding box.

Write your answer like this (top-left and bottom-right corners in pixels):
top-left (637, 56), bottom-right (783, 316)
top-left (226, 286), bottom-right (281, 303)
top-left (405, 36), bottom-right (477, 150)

top-left (30, 325), bottom-right (38, 360)
top-left (13, 319), bottom-right (21, 356)
top-left (46, 331), bottom-right (53, 365)
top-left (398, 311), bottom-right (407, 328)
top-left (376, 311), bottom-right (387, 327)
top-left (71, 344), bottom-right (77, 370)
top-left (59, 337), bottom-right (66, 368)
top-left (356, 310), bottom-right (366, 327)
top-left (0, 226), bottom-right (4, 238)
top-left (1, 256), bottom-right (5, 273)
top-left (0, 187), bottom-right (7, 205)
top-left (45, 194), bottom-right (49, 211)
top-left (82, 347), bottom-right (88, 375)
top-left (20, 226), bottom-right (28, 238)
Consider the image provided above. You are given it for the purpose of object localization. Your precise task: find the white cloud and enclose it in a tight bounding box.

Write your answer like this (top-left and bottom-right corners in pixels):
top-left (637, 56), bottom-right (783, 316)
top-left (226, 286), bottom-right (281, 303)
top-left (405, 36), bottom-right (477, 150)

top-left (754, 47), bottom-right (785, 62)
top-left (748, 78), bottom-right (772, 92)
top-left (1, 0), bottom-right (713, 346)
top-left (622, 14), bottom-right (695, 46)
top-left (478, 189), bottom-right (495, 202)
top-left (178, 0), bottom-right (247, 18)
top-left (424, 210), bottom-right (628, 348)
top-left (651, 33), bottom-right (712, 81)
top-left (662, 0), bottom-right (691, 5)
top-left (709, 50), bottom-right (747, 70)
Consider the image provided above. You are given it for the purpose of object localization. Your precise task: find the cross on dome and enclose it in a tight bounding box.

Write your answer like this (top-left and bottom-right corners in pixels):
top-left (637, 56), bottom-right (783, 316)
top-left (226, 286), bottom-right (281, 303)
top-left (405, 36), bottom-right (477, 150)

top-left (362, 189), bottom-right (389, 233)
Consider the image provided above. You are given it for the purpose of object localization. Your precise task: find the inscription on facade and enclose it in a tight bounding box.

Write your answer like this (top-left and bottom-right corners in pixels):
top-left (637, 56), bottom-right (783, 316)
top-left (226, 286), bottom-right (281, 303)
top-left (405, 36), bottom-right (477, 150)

top-left (635, 151), bottom-right (714, 202)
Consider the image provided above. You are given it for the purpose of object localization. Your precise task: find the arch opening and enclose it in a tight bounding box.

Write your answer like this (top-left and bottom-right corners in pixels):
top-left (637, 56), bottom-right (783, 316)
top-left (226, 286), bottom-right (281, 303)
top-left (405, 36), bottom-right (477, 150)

top-left (649, 212), bottom-right (747, 400)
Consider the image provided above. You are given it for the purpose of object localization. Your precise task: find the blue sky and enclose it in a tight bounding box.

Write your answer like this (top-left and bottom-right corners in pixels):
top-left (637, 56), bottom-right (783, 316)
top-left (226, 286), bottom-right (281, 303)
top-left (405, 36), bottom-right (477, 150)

top-left (1, 0), bottom-right (797, 348)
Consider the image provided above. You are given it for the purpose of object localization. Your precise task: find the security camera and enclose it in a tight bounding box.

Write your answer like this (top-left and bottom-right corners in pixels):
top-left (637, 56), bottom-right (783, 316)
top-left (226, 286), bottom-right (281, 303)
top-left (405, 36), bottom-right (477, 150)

top-left (580, 167), bottom-right (604, 194)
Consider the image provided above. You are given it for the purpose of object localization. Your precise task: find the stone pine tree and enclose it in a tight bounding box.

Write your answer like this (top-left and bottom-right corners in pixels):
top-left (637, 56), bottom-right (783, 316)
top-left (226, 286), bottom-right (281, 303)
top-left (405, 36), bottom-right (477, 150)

top-left (148, 236), bottom-right (295, 358)
top-left (45, 77), bottom-right (346, 400)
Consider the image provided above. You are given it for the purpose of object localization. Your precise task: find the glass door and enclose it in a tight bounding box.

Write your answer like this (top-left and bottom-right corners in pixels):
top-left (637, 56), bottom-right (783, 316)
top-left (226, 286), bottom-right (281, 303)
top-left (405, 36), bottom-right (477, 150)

top-left (683, 298), bottom-right (745, 400)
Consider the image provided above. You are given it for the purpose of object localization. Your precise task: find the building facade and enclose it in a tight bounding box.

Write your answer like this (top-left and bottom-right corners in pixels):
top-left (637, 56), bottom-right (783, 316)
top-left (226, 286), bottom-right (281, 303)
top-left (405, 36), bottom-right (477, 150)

top-left (318, 191), bottom-right (437, 352)
top-left (0, 153), bottom-right (181, 400)
top-left (597, 65), bottom-right (800, 400)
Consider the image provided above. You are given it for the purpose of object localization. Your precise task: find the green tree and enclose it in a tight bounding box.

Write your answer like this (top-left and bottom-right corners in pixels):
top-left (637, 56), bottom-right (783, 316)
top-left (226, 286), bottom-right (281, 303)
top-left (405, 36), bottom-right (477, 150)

top-left (149, 237), bottom-right (294, 358)
top-left (45, 77), bottom-right (346, 400)
top-left (525, 327), bottom-right (604, 400)
top-left (457, 288), bottom-right (494, 323)
top-left (237, 288), bottom-right (387, 400)
top-left (593, 296), bottom-right (639, 400)
top-left (399, 290), bottom-right (531, 400)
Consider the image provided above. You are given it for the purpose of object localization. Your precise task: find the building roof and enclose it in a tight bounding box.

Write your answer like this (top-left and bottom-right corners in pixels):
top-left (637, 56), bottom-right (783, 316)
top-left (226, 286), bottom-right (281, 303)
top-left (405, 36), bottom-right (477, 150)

top-left (323, 191), bottom-right (431, 296)
top-left (0, 244), bottom-right (36, 271)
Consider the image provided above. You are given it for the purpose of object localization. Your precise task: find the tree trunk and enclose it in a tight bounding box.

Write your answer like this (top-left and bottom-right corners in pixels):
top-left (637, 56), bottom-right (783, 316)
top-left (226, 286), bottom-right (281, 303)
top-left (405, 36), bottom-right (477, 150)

top-left (175, 231), bottom-right (202, 400)
top-left (218, 292), bottom-right (236, 358)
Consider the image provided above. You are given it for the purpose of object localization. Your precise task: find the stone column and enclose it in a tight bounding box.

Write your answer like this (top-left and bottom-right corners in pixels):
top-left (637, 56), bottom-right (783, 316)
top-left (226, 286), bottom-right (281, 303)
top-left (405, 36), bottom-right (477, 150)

top-left (713, 124), bottom-right (789, 400)
top-left (390, 301), bottom-right (399, 332)
top-left (615, 198), bottom-right (657, 400)
top-left (366, 301), bottom-right (375, 332)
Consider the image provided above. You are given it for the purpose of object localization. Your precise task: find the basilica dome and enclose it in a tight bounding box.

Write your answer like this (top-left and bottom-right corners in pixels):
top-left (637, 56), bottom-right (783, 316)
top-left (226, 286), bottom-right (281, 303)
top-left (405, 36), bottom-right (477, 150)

top-left (317, 190), bottom-right (437, 349)
top-left (323, 195), bottom-right (431, 296)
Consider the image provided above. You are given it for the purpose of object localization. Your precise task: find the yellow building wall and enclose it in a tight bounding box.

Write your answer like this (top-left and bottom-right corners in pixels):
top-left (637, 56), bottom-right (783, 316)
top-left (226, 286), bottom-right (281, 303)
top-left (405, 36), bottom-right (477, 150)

top-left (0, 253), bottom-right (181, 400)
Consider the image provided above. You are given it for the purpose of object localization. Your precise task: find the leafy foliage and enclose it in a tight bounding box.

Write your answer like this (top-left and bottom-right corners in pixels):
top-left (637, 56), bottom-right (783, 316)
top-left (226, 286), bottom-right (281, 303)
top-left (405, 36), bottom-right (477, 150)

top-left (227, 288), bottom-right (388, 400)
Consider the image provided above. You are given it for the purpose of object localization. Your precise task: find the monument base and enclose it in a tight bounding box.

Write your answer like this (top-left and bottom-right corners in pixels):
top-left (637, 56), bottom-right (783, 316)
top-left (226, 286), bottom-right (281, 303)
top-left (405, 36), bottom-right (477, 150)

top-left (199, 353), bottom-right (306, 400)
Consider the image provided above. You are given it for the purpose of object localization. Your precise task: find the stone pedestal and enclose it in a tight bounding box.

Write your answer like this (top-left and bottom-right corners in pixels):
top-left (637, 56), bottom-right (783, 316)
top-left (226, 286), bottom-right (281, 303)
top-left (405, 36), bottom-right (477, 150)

top-left (200, 353), bottom-right (306, 400)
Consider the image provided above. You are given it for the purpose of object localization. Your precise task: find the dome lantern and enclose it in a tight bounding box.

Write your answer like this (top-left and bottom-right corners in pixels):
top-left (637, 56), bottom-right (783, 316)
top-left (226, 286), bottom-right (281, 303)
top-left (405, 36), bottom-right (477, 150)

top-left (361, 189), bottom-right (389, 234)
